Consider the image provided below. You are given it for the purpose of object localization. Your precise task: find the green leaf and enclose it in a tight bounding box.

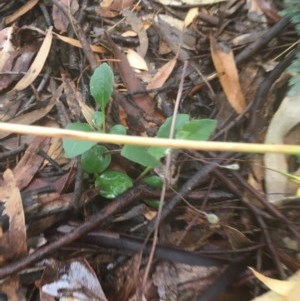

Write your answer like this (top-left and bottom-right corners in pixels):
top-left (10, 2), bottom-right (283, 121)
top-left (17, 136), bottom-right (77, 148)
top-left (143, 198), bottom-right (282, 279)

top-left (143, 199), bottom-right (160, 209)
top-left (90, 63), bottom-right (114, 109)
top-left (156, 114), bottom-right (189, 138)
top-left (92, 111), bottom-right (103, 130)
top-left (121, 145), bottom-right (160, 167)
top-left (146, 114), bottom-right (190, 161)
top-left (109, 124), bottom-right (127, 135)
top-left (63, 123), bottom-right (97, 158)
top-left (95, 170), bottom-right (133, 199)
top-left (142, 175), bottom-right (163, 188)
top-left (176, 119), bottom-right (217, 140)
top-left (81, 145), bottom-right (111, 174)
top-left (147, 146), bottom-right (168, 160)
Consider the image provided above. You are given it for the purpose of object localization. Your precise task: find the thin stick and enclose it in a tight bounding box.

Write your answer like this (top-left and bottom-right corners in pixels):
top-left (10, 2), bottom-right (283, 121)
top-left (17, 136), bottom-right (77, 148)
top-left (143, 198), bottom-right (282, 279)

top-left (0, 122), bottom-right (299, 154)
top-left (141, 61), bottom-right (189, 292)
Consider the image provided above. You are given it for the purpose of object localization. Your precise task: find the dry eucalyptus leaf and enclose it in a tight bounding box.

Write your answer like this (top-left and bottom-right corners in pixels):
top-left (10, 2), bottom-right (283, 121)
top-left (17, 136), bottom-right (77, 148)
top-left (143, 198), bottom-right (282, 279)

top-left (127, 49), bottom-right (148, 71)
top-left (53, 31), bottom-right (107, 53)
top-left (12, 26), bottom-right (53, 91)
top-left (5, 0), bottom-right (39, 24)
top-left (249, 267), bottom-right (294, 295)
top-left (184, 7), bottom-right (199, 27)
top-left (147, 57), bottom-right (177, 91)
top-left (210, 36), bottom-right (246, 113)
top-left (249, 268), bottom-right (300, 301)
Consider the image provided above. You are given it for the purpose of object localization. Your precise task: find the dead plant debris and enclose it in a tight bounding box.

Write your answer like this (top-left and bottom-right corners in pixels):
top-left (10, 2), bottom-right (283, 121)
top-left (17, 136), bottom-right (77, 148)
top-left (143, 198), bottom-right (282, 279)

top-left (0, 1), bottom-right (299, 301)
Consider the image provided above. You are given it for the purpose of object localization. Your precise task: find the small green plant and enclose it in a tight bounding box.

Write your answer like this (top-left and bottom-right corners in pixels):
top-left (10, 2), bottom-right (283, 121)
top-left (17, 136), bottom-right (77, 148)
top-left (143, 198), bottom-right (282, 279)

top-left (62, 63), bottom-right (217, 199)
top-left (63, 63), bottom-right (132, 199)
top-left (281, 0), bottom-right (300, 96)
top-left (121, 114), bottom-right (217, 168)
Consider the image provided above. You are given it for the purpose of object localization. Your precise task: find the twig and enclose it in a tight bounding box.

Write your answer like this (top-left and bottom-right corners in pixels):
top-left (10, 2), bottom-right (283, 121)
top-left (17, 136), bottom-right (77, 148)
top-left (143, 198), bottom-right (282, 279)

top-left (0, 184), bottom-right (150, 280)
top-left (51, 0), bottom-right (98, 70)
top-left (141, 61), bottom-right (189, 293)
top-left (235, 16), bottom-right (290, 65)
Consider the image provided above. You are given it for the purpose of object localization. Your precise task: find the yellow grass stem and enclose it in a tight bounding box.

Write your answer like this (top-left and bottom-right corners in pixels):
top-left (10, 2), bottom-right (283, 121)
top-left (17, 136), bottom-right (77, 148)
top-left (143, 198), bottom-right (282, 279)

top-left (0, 122), bottom-right (299, 155)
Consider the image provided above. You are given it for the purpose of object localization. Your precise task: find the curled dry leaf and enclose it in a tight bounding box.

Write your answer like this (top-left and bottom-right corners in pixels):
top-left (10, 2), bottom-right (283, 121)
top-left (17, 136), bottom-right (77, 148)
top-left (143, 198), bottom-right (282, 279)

top-left (264, 92), bottom-right (300, 203)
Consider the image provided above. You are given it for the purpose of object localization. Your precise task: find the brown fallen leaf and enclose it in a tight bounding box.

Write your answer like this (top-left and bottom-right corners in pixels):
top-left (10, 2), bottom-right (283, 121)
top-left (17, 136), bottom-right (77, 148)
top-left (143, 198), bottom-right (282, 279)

top-left (0, 169), bottom-right (27, 265)
top-left (0, 277), bottom-right (26, 301)
top-left (0, 26), bottom-right (39, 91)
top-left (210, 35), bottom-right (246, 114)
top-left (184, 7), bottom-right (199, 28)
top-left (97, 0), bottom-right (134, 18)
top-left (4, 0), bottom-right (39, 25)
top-left (105, 33), bottom-right (164, 131)
top-left (12, 26), bottom-right (53, 92)
top-left (53, 31), bottom-right (108, 53)
top-left (0, 100), bottom-right (55, 139)
top-left (52, 0), bottom-right (79, 33)
top-left (249, 268), bottom-right (300, 301)
top-left (13, 136), bottom-right (51, 190)
top-left (122, 8), bottom-right (149, 57)
top-left (147, 57), bottom-right (177, 91)
top-left (0, 169), bottom-right (27, 300)
top-left (40, 259), bottom-right (108, 301)
top-left (126, 48), bottom-right (148, 70)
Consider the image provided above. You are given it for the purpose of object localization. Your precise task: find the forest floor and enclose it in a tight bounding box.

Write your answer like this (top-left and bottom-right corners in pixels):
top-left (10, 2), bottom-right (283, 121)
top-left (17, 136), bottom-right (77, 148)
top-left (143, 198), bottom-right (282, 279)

top-left (0, 1), bottom-right (299, 301)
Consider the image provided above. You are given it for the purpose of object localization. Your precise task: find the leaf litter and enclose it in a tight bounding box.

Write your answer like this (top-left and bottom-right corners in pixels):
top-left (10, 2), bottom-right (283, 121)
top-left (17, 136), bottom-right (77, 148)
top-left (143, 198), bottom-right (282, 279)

top-left (0, 1), bottom-right (299, 301)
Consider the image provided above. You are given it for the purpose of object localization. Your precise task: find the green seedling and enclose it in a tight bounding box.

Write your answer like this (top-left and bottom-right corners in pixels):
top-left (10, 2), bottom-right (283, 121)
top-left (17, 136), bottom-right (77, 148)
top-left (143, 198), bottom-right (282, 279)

top-left (63, 63), bottom-right (130, 199)
top-left (63, 63), bottom-right (117, 158)
top-left (122, 114), bottom-right (217, 167)
top-left (90, 62), bottom-right (114, 130)
top-left (62, 64), bottom-right (217, 200)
